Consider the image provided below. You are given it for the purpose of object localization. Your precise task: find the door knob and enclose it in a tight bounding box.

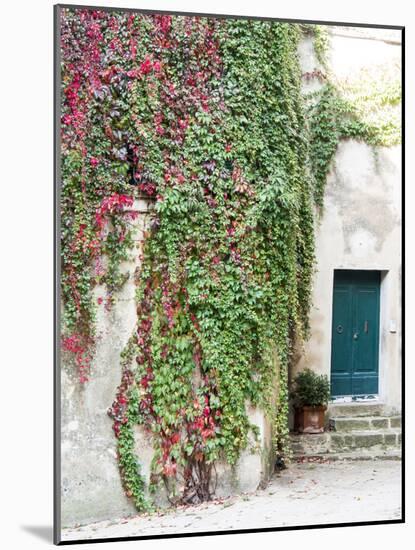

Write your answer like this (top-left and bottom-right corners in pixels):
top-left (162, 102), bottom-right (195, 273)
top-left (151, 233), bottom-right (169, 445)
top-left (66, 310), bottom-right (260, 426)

top-left (353, 333), bottom-right (359, 340)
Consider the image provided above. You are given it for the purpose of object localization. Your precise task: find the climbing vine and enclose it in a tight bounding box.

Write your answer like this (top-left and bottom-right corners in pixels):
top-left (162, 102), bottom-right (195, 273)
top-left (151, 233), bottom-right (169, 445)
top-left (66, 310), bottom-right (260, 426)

top-left (60, 9), bottom-right (401, 510)
top-left (307, 81), bottom-right (401, 208)
top-left (303, 25), bottom-right (401, 207)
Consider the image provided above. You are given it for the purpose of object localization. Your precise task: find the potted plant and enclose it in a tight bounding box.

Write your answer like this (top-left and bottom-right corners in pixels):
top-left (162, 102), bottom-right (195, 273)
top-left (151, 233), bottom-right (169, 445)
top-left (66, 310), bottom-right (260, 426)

top-left (291, 368), bottom-right (330, 434)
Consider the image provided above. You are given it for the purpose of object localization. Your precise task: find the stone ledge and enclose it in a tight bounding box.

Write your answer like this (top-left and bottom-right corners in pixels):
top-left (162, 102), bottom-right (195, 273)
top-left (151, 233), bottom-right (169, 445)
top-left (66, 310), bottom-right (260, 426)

top-left (293, 450), bottom-right (402, 462)
top-left (331, 415), bottom-right (402, 431)
top-left (328, 403), bottom-right (388, 417)
top-left (290, 427), bottom-right (401, 458)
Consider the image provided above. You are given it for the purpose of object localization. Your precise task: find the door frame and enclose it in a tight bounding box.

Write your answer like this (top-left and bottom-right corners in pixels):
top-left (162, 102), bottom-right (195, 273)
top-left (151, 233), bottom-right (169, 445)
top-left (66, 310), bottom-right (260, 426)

top-left (329, 268), bottom-right (387, 403)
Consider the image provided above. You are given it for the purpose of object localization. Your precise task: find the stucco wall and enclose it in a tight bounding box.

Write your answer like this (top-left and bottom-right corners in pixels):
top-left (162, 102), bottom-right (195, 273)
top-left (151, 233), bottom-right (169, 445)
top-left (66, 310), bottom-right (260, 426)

top-left (294, 27), bottom-right (402, 414)
top-left (60, 199), bottom-right (277, 527)
top-left (60, 200), bottom-right (152, 526)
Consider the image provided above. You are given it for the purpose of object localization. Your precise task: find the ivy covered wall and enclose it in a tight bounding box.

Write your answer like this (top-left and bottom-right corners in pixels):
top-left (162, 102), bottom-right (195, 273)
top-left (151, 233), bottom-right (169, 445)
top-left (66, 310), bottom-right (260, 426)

top-left (293, 26), bottom-right (402, 412)
top-left (59, 8), bottom-right (401, 523)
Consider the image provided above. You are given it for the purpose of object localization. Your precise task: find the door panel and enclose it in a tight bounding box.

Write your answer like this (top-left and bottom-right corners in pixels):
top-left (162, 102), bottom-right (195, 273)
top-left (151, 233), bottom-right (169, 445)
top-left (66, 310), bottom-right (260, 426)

top-left (331, 286), bottom-right (353, 396)
top-left (354, 288), bottom-right (379, 373)
top-left (331, 271), bottom-right (380, 397)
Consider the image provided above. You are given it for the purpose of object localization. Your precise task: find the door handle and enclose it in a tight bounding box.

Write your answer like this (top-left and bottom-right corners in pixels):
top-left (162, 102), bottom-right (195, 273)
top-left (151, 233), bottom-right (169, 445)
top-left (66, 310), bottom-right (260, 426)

top-left (364, 320), bottom-right (368, 333)
top-left (353, 333), bottom-right (359, 340)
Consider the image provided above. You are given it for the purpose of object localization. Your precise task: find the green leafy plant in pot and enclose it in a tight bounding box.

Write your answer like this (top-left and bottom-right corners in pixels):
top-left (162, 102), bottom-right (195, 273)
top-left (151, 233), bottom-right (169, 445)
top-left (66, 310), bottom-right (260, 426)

top-left (291, 368), bottom-right (331, 434)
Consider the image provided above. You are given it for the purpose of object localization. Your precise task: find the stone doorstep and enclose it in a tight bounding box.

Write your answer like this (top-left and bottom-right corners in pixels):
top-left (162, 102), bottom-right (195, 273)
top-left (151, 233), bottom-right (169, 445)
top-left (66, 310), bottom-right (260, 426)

top-left (290, 433), bottom-right (330, 455)
top-left (330, 429), bottom-right (401, 450)
top-left (289, 428), bottom-right (401, 458)
top-left (328, 450), bottom-right (402, 461)
top-left (292, 450), bottom-right (402, 462)
top-left (328, 403), bottom-right (388, 418)
top-left (330, 415), bottom-right (401, 432)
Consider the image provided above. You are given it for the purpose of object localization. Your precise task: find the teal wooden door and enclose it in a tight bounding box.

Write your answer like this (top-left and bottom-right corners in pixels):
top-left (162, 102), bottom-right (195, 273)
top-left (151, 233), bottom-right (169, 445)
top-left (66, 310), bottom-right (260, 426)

top-left (330, 270), bottom-right (380, 397)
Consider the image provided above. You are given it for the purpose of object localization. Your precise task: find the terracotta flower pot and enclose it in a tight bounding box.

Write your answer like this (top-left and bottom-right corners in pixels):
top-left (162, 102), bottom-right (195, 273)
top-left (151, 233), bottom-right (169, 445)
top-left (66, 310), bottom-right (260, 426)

top-left (294, 405), bottom-right (327, 434)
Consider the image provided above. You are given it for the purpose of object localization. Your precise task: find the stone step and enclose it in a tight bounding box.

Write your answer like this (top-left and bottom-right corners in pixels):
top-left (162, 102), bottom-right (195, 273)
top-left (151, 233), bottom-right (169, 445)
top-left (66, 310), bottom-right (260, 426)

top-left (330, 415), bottom-right (401, 432)
top-left (328, 403), bottom-right (388, 417)
top-left (330, 429), bottom-right (401, 451)
top-left (290, 433), bottom-right (330, 455)
top-left (290, 428), bottom-right (401, 458)
top-left (294, 449), bottom-right (402, 462)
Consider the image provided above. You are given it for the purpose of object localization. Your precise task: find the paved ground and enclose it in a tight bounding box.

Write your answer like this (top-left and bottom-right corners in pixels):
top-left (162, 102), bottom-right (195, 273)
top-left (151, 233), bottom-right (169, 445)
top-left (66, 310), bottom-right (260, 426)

top-left (62, 459), bottom-right (402, 542)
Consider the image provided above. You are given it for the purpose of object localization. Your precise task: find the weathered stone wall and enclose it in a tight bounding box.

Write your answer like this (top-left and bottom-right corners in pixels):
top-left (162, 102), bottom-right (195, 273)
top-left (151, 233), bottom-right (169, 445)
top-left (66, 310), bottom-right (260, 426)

top-left (61, 199), bottom-right (152, 526)
top-left (294, 27), bottom-right (402, 418)
top-left (61, 198), bottom-right (277, 526)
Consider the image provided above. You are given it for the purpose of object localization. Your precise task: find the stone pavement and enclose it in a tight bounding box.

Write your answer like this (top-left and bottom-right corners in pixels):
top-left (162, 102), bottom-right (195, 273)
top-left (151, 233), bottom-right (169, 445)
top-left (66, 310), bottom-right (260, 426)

top-left (61, 459), bottom-right (402, 542)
